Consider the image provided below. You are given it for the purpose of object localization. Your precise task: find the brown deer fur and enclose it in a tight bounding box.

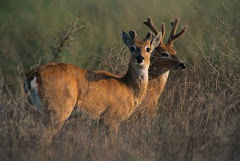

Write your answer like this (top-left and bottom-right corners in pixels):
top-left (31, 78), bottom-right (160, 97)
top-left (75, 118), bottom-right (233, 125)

top-left (24, 30), bottom-right (162, 141)
top-left (140, 17), bottom-right (188, 115)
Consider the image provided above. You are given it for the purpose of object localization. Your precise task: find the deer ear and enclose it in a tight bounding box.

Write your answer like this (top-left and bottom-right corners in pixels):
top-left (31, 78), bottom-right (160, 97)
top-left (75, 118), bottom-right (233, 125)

top-left (122, 30), bottom-right (132, 48)
top-left (151, 32), bottom-right (162, 49)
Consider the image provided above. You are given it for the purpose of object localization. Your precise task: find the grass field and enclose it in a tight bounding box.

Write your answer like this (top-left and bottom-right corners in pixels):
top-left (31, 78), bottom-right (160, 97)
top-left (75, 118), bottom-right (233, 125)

top-left (0, 0), bottom-right (239, 161)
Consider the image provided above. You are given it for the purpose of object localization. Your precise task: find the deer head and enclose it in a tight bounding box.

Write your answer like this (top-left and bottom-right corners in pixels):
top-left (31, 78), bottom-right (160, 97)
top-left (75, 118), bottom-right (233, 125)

top-left (143, 17), bottom-right (188, 78)
top-left (122, 30), bottom-right (162, 71)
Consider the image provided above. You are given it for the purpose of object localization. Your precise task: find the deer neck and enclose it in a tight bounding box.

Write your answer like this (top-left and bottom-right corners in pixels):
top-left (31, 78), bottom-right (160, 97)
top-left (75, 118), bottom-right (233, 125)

top-left (149, 70), bottom-right (169, 97)
top-left (123, 63), bottom-right (149, 100)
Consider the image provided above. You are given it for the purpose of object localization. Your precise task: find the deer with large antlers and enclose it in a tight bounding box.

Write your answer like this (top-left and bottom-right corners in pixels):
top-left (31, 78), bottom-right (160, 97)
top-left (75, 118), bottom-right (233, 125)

top-left (24, 30), bottom-right (162, 142)
top-left (138, 17), bottom-right (188, 115)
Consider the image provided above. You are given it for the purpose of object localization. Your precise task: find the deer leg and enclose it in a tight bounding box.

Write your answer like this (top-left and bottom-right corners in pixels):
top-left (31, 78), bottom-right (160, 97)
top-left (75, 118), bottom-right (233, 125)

top-left (98, 109), bottom-right (120, 146)
top-left (42, 96), bottom-right (77, 144)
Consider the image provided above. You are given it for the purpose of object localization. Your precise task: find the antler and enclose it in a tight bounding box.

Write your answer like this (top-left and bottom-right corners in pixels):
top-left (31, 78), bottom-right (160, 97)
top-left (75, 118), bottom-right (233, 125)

top-left (144, 17), bottom-right (188, 46)
top-left (144, 32), bottom-right (153, 42)
top-left (167, 18), bottom-right (188, 46)
top-left (143, 17), bottom-right (165, 44)
top-left (129, 30), bottom-right (138, 41)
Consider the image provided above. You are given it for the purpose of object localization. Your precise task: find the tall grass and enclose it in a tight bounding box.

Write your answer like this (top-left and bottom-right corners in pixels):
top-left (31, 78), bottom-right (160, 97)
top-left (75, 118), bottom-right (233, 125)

top-left (0, 0), bottom-right (239, 161)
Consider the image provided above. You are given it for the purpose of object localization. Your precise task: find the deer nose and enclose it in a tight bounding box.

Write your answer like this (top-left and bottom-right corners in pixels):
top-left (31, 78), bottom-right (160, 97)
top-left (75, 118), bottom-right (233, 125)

top-left (136, 55), bottom-right (145, 64)
top-left (178, 63), bottom-right (187, 70)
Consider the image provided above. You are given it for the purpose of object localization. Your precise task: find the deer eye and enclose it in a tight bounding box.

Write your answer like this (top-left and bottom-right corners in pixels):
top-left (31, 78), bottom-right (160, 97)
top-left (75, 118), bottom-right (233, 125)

top-left (146, 47), bottom-right (151, 53)
top-left (130, 46), bottom-right (136, 52)
top-left (161, 52), bottom-right (170, 58)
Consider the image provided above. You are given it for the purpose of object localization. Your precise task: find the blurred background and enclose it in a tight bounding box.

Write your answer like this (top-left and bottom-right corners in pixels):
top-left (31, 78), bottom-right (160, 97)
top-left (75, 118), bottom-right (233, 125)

top-left (0, 0), bottom-right (239, 77)
top-left (0, 0), bottom-right (239, 161)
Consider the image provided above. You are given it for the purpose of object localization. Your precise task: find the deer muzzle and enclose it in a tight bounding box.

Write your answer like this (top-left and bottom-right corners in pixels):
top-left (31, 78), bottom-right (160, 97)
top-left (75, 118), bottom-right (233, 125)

top-left (177, 62), bottom-right (187, 70)
top-left (135, 55), bottom-right (145, 64)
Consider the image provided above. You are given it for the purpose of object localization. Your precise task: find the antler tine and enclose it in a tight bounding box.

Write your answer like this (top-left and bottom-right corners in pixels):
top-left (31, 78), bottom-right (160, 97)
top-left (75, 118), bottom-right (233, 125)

top-left (143, 17), bottom-right (159, 35)
top-left (172, 25), bottom-right (188, 40)
top-left (170, 18), bottom-right (180, 36)
top-left (161, 23), bottom-right (166, 42)
top-left (129, 30), bottom-right (138, 41)
top-left (167, 18), bottom-right (188, 45)
top-left (144, 32), bottom-right (153, 42)
top-left (144, 17), bottom-right (165, 44)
